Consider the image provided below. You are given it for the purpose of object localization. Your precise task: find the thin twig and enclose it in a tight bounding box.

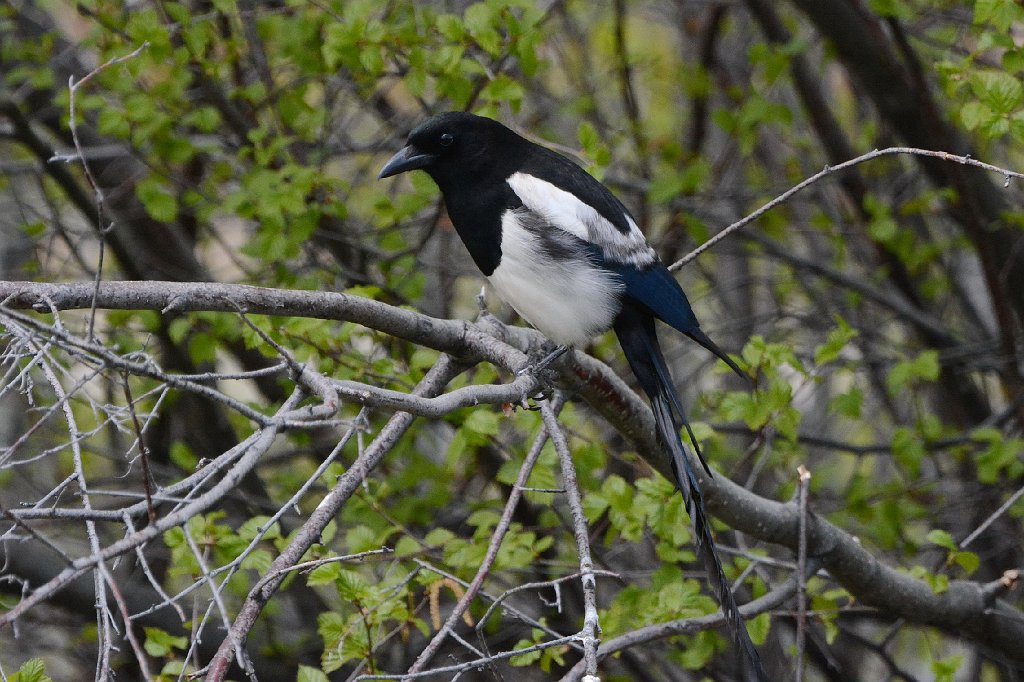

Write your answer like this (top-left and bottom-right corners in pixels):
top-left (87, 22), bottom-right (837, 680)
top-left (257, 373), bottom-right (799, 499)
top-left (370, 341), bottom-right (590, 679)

top-left (202, 358), bottom-right (463, 681)
top-left (62, 41), bottom-right (149, 340)
top-left (121, 372), bottom-right (157, 524)
top-left (405, 395), bottom-right (565, 675)
top-left (475, 569), bottom-right (622, 637)
top-left (0, 394), bottom-right (297, 630)
top-left (672, 146), bottom-right (1024, 270)
top-left (101, 567), bottom-right (153, 681)
top-left (541, 399), bottom-right (601, 679)
top-left (960, 482), bottom-right (1024, 550)
top-left (27, 330), bottom-right (115, 679)
top-left (357, 634), bottom-right (583, 680)
top-left (795, 464), bottom-right (812, 682)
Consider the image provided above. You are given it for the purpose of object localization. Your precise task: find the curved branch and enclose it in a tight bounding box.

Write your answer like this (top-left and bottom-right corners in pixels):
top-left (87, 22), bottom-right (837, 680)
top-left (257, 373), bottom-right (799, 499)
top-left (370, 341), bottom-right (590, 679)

top-left (1, 280), bottom-right (471, 355)
top-left (2, 279), bottom-right (1022, 663)
top-left (329, 375), bottom-right (537, 417)
top-left (671, 146), bottom-right (1023, 270)
top-left (574, 367), bottom-right (1024, 662)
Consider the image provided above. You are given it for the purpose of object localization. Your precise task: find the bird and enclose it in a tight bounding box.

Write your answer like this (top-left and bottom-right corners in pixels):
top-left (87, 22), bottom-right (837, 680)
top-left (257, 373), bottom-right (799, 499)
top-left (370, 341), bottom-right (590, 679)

top-left (380, 111), bottom-right (766, 680)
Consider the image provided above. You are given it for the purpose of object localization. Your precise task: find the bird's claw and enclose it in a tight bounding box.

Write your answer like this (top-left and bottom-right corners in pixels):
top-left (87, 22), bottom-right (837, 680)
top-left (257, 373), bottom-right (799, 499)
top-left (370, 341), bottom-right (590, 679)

top-left (516, 364), bottom-right (558, 401)
top-left (517, 343), bottom-right (569, 376)
top-left (515, 343), bottom-right (566, 403)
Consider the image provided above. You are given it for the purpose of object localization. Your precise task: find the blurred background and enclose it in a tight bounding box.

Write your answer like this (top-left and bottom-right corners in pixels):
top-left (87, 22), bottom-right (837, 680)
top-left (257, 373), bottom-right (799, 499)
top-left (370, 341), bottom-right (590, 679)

top-left (1, 1), bottom-right (1023, 680)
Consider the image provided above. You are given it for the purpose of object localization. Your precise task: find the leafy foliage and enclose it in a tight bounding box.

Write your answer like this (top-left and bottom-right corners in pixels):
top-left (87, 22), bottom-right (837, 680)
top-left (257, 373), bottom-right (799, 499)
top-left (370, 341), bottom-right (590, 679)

top-left (1, 0), bottom-right (1023, 680)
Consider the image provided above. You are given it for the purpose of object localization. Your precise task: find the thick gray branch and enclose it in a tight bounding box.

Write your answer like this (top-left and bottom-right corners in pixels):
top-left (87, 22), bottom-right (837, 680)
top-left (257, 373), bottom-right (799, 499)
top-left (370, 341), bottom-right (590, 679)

top-left (2, 279), bottom-right (1022, 662)
top-left (572, 364), bottom-right (1024, 661)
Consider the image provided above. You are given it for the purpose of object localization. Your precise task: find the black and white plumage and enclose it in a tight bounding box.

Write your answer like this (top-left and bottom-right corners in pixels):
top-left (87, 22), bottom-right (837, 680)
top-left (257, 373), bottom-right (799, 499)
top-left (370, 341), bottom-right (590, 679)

top-left (380, 112), bottom-right (766, 680)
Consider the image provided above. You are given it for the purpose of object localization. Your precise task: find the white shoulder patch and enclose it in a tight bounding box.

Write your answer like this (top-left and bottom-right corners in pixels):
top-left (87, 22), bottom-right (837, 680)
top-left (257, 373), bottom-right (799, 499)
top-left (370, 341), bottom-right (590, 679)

top-left (506, 172), bottom-right (656, 267)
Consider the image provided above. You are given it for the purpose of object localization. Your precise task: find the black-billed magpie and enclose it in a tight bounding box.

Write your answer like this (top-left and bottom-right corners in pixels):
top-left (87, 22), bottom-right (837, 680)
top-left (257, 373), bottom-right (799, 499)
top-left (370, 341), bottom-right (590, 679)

top-left (380, 112), bottom-right (765, 679)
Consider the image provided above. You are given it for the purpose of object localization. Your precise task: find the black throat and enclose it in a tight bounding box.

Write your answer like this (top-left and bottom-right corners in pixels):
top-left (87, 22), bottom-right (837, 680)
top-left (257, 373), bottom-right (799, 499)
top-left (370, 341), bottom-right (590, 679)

top-left (428, 165), bottom-right (522, 277)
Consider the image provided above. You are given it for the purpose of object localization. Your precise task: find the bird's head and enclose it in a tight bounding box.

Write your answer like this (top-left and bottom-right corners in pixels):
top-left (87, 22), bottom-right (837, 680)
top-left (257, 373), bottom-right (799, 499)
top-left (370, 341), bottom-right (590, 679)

top-left (378, 112), bottom-right (518, 186)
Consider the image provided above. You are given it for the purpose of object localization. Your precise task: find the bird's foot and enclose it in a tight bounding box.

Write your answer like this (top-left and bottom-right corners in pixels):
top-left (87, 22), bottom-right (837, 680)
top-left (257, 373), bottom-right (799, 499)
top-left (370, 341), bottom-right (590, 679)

top-left (516, 342), bottom-right (569, 376)
top-left (515, 343), bottom-right (569, 401)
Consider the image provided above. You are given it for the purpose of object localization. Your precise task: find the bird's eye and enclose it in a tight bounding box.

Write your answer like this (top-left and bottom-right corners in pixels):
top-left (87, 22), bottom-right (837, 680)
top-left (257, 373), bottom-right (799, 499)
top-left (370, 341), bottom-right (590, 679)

top-left (439, 132), bottom-right (454, 147)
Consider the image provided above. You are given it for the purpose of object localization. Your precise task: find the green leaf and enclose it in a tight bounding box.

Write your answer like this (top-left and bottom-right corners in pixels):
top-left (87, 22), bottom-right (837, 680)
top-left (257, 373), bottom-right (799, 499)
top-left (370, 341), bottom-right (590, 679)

top-left (143, 627), bottom-right (188, 657)
top-left (577, 121), bottom-right (610, 169)
top-left (463, 2), bottom-right (502, 55)
top-left (911, 565), bottom-right (949, 594)
top-left (241, 549), bottom-right (273, 572)
top-left (867, 0), bottom-right (913, 18)
top-left (184, 106), bottom-right (222, 133)
top-left (509, 636), bottom-right (543, 666)
top-left (135, 176), bottom-right (178, 222)
top-left (972, 430), bottom-right (1024, 483)
top-left (98, 107), bottom-right (131, 138)
top-left (307, 560), bottom-right (342, 586)
top-left (582, 490), bottom-right (609, 521)
top-left (11, 659), bottom-right (52, 682)
top-left (463, 409), bottom-right (500, 436)
top-left (1004, 49), bottom-right (1024, 74)
top-left (886, 350), bottom-right (940, 394)
top-left (747, 611), bottom-right (771, 645)
top-left (467, 508), bottom-right (501, 531)
top-left (359, 45), bottom-right (385, 76)
top-left (960, 101), bottom-right (990, 130)
top-left (22, 220), bottom-right (47, 239)
top-left (345, 525), bottom-right (378, 553)
top-left (971, 71), bottom-right (1024, 113)
top-left (830, 386), bottom-right (863, 418)
top-left (955, 550), bottom-right (980, 575)
top-left (892, 427), bottom-right (924, 477)
top-left (424, 528), bottom-right (456, 546)
top-left (297, 665), bottom-right (330, 682)
top-left (974, 0), bottom-right (1024, 31)
top-left (322, 23), bottom-right (358, 71)
top-left (814, 316), bottom-right (858, 365)
top-left (677, 630), bottom-right (720, 670)
top-left (237, 516), bottom-right (280, 541)
top-left (932, 654), bottom-right (965, 682)
top-left (649, 162), bottom-right (710, 203)
top-left (334, 569), bottom-right (371, 601)
top-left (926, 528), bottom-right (957, 551)
top-left (480, 74), bottom-right (524, 107)
top-left (169, 441), bottom-right (198, 471)
top-left (188, 332), bottom-right (218, 364)
top-left (394, 535), bottom-right (421, 557)
top-left (436, 14), bottom-right (465, 41)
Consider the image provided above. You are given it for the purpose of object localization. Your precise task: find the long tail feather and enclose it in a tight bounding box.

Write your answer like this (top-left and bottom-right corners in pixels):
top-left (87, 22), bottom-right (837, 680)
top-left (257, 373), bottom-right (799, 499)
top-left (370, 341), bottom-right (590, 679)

top-left (686, 327), bottom-right (746, 379)
top-left (651, 395), bottom-right (767, 681)
top-left (645, 331), bottom-right (713, 476)
top-left (615, 306), bottom-right (768, 682)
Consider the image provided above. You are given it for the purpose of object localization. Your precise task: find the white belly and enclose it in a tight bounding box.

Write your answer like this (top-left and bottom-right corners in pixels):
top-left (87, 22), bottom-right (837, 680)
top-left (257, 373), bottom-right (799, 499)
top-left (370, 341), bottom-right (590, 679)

top-left (487, 210), bottom-right (623, 347)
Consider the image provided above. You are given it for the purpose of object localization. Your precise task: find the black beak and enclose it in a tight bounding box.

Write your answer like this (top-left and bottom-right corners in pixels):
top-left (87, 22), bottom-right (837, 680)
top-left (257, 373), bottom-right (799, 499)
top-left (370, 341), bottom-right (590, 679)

top-left (378, 145), bottom-right (436, 179)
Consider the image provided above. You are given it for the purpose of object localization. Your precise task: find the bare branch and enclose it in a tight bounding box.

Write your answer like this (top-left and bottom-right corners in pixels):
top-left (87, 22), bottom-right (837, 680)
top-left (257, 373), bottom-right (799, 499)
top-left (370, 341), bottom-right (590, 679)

top-left (796, 465), bottom-right (812, 682)
top-left (3, 278), bottom-right (1022, 665)
top-left (60, 41), bottom-right (149, 340)
top-left (405, 395), bottom-right (565, 675)
top-left (0, 389), bottom-right (302, 629)
top-left (671, 147), bottom-right (1024, 270)
top-left (542, 399), bottom-right (601, 678)
top-left (203, 356), bottom-right (464, 681)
